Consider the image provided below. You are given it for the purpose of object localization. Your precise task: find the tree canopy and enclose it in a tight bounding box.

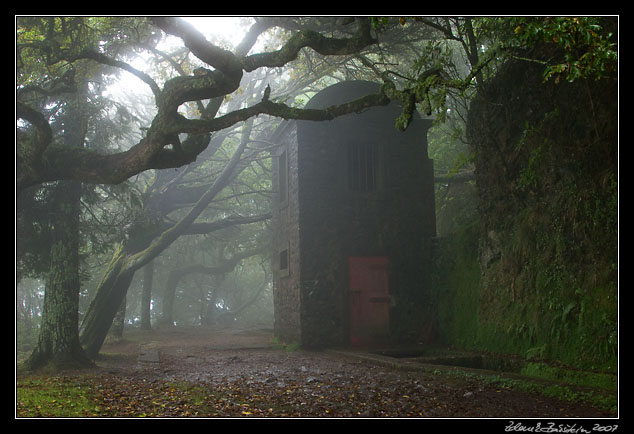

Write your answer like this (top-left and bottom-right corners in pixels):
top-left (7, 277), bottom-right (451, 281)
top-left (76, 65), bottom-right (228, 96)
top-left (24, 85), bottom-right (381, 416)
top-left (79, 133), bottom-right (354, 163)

top-left (16, 17), bottom-right (395, 194)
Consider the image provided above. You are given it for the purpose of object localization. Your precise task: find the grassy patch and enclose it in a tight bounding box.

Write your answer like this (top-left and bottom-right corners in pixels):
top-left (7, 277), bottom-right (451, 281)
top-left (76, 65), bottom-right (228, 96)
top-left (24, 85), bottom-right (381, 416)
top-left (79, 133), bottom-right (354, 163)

top-left (520, 362), bottom-right (617, 391)
top-left (270, 336), bottom-right (301, 352)
top-left (16, 376), bottom-right (101, 417)
top-left (437, 365), bottom-right (617, 415)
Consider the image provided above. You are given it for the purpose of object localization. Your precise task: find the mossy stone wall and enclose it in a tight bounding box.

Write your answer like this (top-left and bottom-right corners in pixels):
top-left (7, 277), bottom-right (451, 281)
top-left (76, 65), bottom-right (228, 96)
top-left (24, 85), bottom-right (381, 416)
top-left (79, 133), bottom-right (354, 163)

top-left (433, 57), bottom-right (617, 372)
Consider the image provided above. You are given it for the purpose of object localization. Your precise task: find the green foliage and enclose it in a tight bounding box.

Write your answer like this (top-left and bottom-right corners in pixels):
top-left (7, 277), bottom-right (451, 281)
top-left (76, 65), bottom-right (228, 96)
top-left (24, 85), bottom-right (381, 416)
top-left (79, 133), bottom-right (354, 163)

top-left (520, 362), bottom-right (616, 391)
top-left (508, 17), bottom-right (617, 83)
top-left (439, 364), bottom-right (616, 414)
top-left (428, 121), bottom-right (477, 236)
top-left (432, 224), bottom-right (481, 347)
top-left (432, 222), bottom-right (617, 413)
top-left (433, 33), bottom-right (617, 372)
top-left (479, 204), bottom-right (615, 370)
top-left (270, 336), bottom-right (301, 352)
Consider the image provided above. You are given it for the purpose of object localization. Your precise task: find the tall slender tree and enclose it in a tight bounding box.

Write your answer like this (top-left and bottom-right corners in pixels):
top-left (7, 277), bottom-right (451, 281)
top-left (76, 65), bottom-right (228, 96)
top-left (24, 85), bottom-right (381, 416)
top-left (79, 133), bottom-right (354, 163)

top-left (25, 87), bottom-right (92, 370)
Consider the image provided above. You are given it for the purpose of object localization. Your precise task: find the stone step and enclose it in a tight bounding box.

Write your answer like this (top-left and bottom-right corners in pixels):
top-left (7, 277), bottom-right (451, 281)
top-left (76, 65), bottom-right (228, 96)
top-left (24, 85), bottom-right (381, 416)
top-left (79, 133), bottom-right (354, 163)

top-left (138, 347), bottom-right (160, 363)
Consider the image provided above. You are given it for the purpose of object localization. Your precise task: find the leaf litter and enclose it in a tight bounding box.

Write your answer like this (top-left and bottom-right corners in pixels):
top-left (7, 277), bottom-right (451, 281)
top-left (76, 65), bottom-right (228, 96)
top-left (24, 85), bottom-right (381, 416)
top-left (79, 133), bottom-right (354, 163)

top-left (17, 327), bottom-right (615, 418)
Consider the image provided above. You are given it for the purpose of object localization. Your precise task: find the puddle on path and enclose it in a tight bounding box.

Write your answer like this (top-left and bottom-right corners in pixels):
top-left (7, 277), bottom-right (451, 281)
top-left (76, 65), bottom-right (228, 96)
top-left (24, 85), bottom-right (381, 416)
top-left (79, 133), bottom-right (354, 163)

top-left (373, 348), bottom-right (524, 373)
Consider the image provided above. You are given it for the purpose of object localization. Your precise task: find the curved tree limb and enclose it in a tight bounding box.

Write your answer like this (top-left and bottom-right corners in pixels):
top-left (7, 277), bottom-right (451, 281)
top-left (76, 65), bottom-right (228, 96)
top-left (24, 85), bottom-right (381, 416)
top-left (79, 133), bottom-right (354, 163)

top-left (179, 213), bottom-right (272, 236)
top-left (241, 17), bottom-right (376, 71)
top-left (71, 49), bottom-right (162, 99)
top-left (175, 89), bottom-right (391, 134)
top-left (16, 17), bottom-right (384, 196)
top-left (17, 88), bottom-right (391, 193)
top-left (150, 17), bottom-right (242, 76)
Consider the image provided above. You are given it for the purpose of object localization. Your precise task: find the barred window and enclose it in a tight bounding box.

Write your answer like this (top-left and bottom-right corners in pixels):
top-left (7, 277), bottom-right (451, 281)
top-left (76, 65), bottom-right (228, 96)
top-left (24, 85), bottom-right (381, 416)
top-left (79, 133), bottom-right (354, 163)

top-left (347, 142), bottom-right (380, 192)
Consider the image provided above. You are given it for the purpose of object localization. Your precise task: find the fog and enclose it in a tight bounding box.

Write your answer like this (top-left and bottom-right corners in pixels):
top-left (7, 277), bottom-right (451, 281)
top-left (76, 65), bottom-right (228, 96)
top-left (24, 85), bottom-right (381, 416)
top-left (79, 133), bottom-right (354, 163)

top-left (16, 16), bottom-right (474, 356)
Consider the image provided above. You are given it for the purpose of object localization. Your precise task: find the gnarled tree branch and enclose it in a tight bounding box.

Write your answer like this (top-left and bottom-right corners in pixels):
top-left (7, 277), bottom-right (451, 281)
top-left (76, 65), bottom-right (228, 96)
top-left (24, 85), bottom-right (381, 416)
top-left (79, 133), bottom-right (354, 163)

top-left (241, 17), bottom-right (376, 71)
top-left (16, 17), bottom-right (383, 196)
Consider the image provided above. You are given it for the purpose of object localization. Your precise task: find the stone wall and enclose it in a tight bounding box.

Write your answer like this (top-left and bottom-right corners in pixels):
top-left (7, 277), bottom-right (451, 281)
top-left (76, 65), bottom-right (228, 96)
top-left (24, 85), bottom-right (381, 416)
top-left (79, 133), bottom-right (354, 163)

top-left (459, 56), bottom-right (618, 369)
top-left (271, 122), bottom-right (302, 344)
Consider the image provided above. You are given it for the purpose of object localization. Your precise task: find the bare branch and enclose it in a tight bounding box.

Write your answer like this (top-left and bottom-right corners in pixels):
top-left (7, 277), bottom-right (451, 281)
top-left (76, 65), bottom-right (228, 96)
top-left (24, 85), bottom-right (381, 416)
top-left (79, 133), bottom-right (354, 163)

top-left (72, 49), bottom-right (161, 99)
top-left (241, 17), bottom-right (377, 72)
top-left (150, 17), bottom-right (242, 75)
top-left (178, 88), bottom-right (391, 134)
top-left (181, 213), bottom-right (272, 236)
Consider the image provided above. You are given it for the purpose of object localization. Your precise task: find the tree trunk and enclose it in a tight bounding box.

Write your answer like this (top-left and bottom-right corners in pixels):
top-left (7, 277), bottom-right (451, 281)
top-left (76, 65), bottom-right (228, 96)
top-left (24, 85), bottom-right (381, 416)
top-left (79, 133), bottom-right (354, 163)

top-left (25, 86), bottom-right (92, 371)
top-left (109, 295), bottom-right (126, 338)
top-left (203, 280), bottom-right (221, 326)
top-left (79, 247), bottom-right (136, 358)
top-left (25, 180), bottom-right (92, 371)
top-left (140, 261), bottom-right (154, 330)
top-left (160, 269), bottom-right (180, 327)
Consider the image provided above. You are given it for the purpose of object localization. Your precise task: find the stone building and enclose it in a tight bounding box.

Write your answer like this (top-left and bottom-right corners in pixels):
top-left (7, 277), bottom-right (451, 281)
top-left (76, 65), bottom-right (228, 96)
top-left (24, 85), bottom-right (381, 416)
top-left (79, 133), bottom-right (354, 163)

top-left (271, 80), bottom-right (436, 348)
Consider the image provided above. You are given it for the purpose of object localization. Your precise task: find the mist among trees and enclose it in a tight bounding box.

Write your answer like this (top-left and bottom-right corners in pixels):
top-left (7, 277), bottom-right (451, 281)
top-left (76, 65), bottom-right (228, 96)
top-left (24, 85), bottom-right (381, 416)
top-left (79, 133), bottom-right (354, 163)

top-left (17, 16), bottom-right (617, 376)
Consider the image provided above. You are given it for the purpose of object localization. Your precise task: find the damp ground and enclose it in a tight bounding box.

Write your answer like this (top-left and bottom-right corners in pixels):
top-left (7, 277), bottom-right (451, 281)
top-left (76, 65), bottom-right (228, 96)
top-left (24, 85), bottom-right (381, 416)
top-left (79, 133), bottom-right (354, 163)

top-left (17, 326), bottom-right (617, 418)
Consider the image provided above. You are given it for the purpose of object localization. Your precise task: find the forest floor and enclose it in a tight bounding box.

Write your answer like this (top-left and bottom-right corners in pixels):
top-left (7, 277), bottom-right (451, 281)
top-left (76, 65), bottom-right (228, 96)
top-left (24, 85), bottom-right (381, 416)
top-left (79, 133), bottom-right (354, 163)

top-left (16, 326), bottom-right (618, 420)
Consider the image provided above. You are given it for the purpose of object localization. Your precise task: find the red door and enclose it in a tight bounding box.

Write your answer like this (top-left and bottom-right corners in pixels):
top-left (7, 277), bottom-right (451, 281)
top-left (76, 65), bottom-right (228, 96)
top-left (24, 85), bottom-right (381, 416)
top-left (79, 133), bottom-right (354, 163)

top-left (349, 257), bottom-right (390, 346)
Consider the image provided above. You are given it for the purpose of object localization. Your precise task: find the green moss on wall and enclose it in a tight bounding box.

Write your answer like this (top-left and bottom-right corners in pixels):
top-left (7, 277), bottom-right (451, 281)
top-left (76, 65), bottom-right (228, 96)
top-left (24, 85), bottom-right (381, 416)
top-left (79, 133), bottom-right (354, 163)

top-left (432, 54), bottom-right (617, 374)
top-left (433, 224), bottom-right (481, 349)
top-left (432, 211), bottom-right (616, 373)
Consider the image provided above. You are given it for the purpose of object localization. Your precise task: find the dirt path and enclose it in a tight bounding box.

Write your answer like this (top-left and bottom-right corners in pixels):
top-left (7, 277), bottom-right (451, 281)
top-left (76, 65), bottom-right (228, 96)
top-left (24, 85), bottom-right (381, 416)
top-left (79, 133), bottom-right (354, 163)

top-left (93, 326), bottom-right (616, 418)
